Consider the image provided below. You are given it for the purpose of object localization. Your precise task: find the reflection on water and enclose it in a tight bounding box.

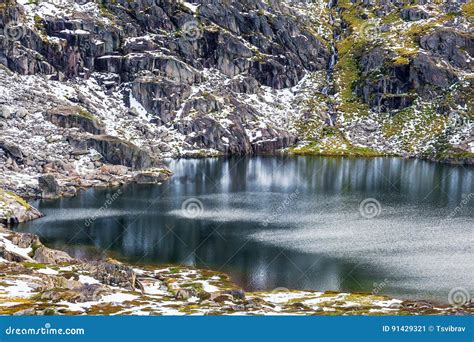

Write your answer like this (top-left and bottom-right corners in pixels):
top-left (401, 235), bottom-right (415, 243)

top-left (16, 156), bottom-right (474, 302)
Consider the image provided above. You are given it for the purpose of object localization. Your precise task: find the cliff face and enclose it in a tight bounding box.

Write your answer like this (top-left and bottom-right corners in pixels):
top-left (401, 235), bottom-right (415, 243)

top-left (0, 0), bottom-right (330, 157)
top-left (0, 0), bottom-right (472, 194)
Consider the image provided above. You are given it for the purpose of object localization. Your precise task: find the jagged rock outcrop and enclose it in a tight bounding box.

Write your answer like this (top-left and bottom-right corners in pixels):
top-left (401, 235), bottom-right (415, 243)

top-left (419, 29), bottom-right (474, 70)
top-left (400, 7), bottom-right (431, 21)
top-left (86, 135), bottom-right (160, 170)
top-left (46, 107), bottom-right (105, 135)
top-left (355, 48), bottom-right (459, 111)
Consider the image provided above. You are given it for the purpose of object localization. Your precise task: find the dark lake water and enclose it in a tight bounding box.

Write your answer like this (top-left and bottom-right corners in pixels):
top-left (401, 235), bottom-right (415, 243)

top-left (16, 156), bottom-right (473, 303)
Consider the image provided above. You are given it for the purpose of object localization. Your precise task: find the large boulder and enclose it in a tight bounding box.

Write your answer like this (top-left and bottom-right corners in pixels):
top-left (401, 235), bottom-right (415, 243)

top-left (33, 246), bottom-right (74, 264)
top-left (46, 107), bottom-right (105, 135)
top-left (0, 105), bottom-right (11, 119)
top-left (38, 174), bottom-right (60, 199)
top-left (400, 7), bottom-right (431, 21)
top-left (83, 260), bottom-right (141, 290)
top-left (0, 246), bottom-right (28, 262)
top-left (0, 140), bottom-right (23, 160)
top-left (87, 135), bottom-right (160, 170)
top-left (10, 232), bottom-right (40, 248)
top-left (134, 169), bottom-right (172, 184)
top-left (0, 190), bottom-right (42, 225)
top-left (0, 228), bottom-right (39, 262)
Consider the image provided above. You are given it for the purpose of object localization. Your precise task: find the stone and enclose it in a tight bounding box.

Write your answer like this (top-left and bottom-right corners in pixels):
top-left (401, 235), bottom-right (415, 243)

top-left (87, 135), bottom-right (160, 170)
top-left (224, 289), bottom-right (246, 300)
top-left (76, 284), bottom-right (106, 302)
top-left (11, 232), bottom-right (40, 248)
top-left (210, 293), bottom-right (234, 303)
top-left (46, 107), bottom-right (105, 135)
top-left (70, 140), bottom-right (89, 156)
top-left (0, 105), bottom-right (11, 119)
top-left (83, 261), bottom-right (140, 290)
top-left (0, 190), bottom-right (43, 225)
top-left (38, 175), bottom-right (60, 199)
top-left (100, 164), bottom-right (129, 176)
top-left (63, 186), bottom-right (77, 198)
top-left (133, 170), bottom-right (170, 184)
top-left (0, 141), bottom-right (23, 160)
top-left (0, 245), bottom-right (29, 262)
top-left (16, 108), bottom-right (28, 119)
top-left (33, 246), bottom-right (74, 264)
top-left (175, 288), bottom-right (197, 300)
top-left (400, 7), bottom-right (430, 21)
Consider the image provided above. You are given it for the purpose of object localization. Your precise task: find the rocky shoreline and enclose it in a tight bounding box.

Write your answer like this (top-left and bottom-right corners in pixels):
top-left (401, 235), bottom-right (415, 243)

top-left (0, 193), bottom-right (473, 316)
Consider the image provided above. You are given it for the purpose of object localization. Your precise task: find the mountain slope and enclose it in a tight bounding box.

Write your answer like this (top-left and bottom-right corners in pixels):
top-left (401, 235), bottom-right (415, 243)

top-left (0, 0), bottom-right (472, 195)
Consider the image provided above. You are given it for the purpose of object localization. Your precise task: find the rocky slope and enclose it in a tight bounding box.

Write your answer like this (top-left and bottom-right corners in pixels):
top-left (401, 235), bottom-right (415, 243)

top-left (0, 0), bottom-right (472, 196)
top-left (1, 224), bottom-right (472, 315)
